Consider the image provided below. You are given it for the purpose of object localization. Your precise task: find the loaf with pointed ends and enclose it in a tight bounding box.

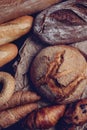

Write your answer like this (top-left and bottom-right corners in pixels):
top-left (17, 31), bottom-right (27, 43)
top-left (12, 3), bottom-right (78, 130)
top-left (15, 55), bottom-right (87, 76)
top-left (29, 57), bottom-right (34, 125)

top-left (0, 90), bottom-right (40, 111)
top-left (23, 105), bottom-right (66, 129)
top-left (0, 103), bottom-right (38, 128)
top-left (30, 45), bottom-right (87, 104)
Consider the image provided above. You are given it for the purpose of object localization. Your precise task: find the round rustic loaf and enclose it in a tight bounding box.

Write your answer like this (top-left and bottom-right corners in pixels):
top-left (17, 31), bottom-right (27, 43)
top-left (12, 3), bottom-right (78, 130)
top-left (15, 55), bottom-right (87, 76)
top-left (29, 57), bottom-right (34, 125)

top-left (30, 45), bottom-right (87, 104)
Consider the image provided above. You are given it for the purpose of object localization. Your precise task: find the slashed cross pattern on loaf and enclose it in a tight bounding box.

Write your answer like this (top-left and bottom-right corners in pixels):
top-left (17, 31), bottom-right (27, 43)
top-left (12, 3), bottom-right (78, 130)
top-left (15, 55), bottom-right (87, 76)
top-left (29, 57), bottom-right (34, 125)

top-left (36, 51), bottom-right (86, 102)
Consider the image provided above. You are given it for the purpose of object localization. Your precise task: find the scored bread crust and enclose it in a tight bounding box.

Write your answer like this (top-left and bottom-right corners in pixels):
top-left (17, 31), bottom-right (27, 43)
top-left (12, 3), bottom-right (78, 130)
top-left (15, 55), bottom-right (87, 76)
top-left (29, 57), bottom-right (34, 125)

top-left (34, 0), bottom-right (87, 45)
top-left (30, 45), bottom-right (87, 104)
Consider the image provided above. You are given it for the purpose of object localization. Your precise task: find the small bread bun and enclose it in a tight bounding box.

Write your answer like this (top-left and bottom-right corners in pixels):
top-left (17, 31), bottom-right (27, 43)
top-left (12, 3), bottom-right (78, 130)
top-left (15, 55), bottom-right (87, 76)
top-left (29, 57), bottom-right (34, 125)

top-left (30, 45), bottom-right (87, 104)
top-left (0, 72), bottom-right (15, 107)
top-left (0, 43), bottom-right (18, 67)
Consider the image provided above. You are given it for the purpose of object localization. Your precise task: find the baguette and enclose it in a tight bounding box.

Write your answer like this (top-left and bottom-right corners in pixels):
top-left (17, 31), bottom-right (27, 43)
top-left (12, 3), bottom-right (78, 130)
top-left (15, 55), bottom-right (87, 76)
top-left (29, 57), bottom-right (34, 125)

top-left (0, 0), bottom-right (62, 24)
top-left (0, 16), bottom-right (33, 45)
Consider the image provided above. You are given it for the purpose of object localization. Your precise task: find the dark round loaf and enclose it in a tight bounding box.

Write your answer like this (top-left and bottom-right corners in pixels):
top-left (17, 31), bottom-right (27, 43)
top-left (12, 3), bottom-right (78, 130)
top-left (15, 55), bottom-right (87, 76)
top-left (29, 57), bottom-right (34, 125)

top-left (30, 45), bottom-right (87, 104)
top-left (34, 0), bottom-right (87, 45)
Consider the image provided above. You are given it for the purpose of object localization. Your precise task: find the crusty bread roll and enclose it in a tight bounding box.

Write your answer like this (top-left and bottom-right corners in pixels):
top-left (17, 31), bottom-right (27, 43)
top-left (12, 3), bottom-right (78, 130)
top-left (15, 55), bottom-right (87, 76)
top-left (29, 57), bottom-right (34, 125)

top-left (0, 16), bottom-right (33, 45)
top-left (0, 43), bottom-right (18, 67)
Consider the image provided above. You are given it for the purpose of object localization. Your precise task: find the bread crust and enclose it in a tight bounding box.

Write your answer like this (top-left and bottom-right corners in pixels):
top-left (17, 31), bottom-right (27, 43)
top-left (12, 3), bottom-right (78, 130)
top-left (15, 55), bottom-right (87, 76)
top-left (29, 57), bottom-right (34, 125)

top-left (0, 43), bottom-right (18, 67)
top-left (34, 0), bottom-right (87, 45)
top-left (0, 16), bottom-right (33, 45)
top-left (30, 45), bottom-right (87, 104)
